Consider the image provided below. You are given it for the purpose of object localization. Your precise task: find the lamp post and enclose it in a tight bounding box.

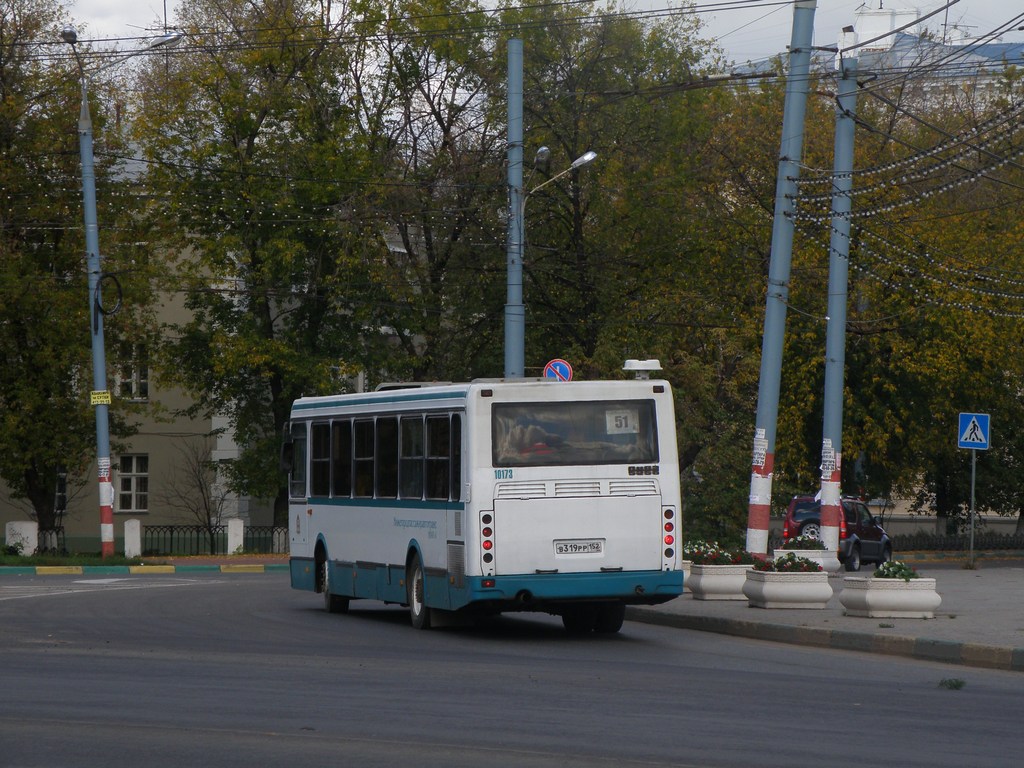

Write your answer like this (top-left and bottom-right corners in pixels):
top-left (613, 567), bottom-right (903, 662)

top-left (62, 25), bottom-right (182, 557)
top-left (504, 148), bottom-right (597, 379)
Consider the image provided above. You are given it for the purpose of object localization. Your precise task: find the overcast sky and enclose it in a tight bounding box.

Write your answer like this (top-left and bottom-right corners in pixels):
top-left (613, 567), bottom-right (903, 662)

top-left (66, 0), bottom-right (1023, 63)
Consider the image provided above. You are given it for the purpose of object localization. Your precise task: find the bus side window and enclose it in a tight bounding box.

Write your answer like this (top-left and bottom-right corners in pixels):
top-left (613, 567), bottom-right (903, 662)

top-left (310, 422), bottom-right (331, 497)
top-left (353, 419), bottom-right (374, 498)
top-left (376, 416), bottom-right (398, 499)
top-left (400, 415), bottom-right (424, 499)
top-left (288, 422), bottom-right (308, 499)
top-left (425, 415), bottom-right (450, 500)
top-left (450, 413), bottom-right (462, 502)
top-left (332, 420), bottom-right (352, 497)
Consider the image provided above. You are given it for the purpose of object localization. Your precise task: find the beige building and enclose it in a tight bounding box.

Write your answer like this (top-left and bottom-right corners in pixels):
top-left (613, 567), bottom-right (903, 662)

top-left (0, 287), bottom-right (275, 555)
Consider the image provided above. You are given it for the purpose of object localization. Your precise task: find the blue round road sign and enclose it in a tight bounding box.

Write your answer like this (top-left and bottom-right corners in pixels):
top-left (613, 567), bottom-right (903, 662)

top-left (543, 358), bottom-right (573, 382)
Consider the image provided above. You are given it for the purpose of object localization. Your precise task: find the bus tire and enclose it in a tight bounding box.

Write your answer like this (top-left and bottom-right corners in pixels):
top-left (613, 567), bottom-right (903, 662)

top-left (322, 559), bottom-right (349, 614)
top-left (407, 554), bottom-right (432, 630)
top-left (594, 603), bottom-right (625, 634)
top-left (561, 605), bottom-right (598, 635)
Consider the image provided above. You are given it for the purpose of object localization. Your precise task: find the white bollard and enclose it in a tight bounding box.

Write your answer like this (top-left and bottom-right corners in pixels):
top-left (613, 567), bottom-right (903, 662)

top-left (227, 518), bottom-right (244, 555)
top-left (124, 519), bottom-right (142, 558)
top-left (5, 521), bottom-right (38, 556)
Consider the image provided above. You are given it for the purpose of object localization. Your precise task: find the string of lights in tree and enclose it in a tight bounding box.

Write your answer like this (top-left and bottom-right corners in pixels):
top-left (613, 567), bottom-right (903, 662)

top-left (790, 219), bottom-right (1024, 319)
top-left (796, 96), bottom-right (1024, 184)
top-left (790, 141), bottom-right (1024, 224)
top-left (794, 108), bottom-right (1024, 205)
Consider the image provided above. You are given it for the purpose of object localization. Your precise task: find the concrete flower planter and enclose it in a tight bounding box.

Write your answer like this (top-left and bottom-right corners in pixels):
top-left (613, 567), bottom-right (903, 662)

top-left (839, 576), bottom-right (941, 618)
top-left (743, 569), bottom-right (833, 609)
top-left (771, 549), bottom-right (841, 575)
top-left (681, 560), bottom-right (692, 592)
top-left (688, 563), bottom-right (750, 601)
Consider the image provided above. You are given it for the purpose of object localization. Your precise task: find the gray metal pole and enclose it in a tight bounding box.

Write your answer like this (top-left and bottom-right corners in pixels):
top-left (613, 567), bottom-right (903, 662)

top-left (63, 26), bottom-right (182, 557)
top-left (969, 449), bottom-right (976, 567)
top-left (505, 38), bottom-right (524, 379)
top-left (819, 48), bottom-right (859, 551)
top-left (75, 78), bottom-right (116, 558)
top-left (746, 0), bottom-right (818, 555)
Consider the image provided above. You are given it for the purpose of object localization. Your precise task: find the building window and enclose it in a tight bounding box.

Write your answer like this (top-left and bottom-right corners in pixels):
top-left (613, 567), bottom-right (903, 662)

top-left (118, 455), bottom-right (149, 513)
top-left (117, 344), bottom-right (149, 401)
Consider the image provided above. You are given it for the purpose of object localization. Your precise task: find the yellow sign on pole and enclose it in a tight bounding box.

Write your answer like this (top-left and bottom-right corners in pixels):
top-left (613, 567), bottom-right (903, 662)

top-left (90, 390), bottom-right (111, 406)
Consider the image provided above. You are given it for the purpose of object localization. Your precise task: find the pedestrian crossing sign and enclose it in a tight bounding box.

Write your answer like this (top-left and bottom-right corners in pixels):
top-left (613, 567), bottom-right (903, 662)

top-left (958, 412), bottom-right (991, 450)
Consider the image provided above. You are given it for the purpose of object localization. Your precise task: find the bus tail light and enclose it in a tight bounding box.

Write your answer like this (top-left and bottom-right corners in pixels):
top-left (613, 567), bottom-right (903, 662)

top-left (481, 512), bottom-right (495, 567)
top-left (662, 508), bottom-right (676, 562)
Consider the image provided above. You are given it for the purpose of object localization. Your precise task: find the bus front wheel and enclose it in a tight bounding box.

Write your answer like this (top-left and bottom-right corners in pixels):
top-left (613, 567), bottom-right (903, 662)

top-left (322, 559), bottom-right (349, 614)
top-left (407, 554), bottom-right (432, 630)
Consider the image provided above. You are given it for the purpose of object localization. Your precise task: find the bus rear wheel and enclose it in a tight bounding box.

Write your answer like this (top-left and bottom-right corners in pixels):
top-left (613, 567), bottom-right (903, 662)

top-left (561, 605), bottom-right (598, 634)
top-left (407, 554), bottom-right (432, 630)
top-left (594, 603), bottom-right (625, 634)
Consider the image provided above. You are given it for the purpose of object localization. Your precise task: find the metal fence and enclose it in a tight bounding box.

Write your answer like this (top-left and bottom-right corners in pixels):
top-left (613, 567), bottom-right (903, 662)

top-left (140, 524), bottom-right (288, 556)
top-left (244, 525), bottom-right (288, 554)
top-left (768, 531), bottom-right (1024, 554)
top-left (143, 525), bottom-right (227, 556)
top-left (892, 531), bottom-right (1024, 552)
top-left (38, 527), bottom-right (66, 554)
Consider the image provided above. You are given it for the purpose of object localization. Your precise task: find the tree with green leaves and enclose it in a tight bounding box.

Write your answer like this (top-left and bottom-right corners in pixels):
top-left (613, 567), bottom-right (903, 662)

top-left (0, 0), bottom-right (144, 532)
top-left (341, 0), bottom-right (510, 382)
top-left (134, 0), bottom-right (380, 522)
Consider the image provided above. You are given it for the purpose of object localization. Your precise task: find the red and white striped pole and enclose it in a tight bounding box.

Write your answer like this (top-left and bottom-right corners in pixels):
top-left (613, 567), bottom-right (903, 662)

top-left (744, 0), bottom-right (817, 555)
top-left (746, 430), bottom-right (773, 556)
top-left (818, 441), bottom-right (842, 550)
top-left (98, 457), bottom-right (115, 558)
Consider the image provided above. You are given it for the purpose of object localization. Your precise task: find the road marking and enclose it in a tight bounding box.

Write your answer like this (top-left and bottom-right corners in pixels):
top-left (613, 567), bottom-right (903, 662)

top-left (0, 578), bottom-right (218, 602)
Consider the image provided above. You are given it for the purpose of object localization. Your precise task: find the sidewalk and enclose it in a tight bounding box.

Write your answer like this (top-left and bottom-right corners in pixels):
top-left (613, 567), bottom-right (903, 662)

top-left (627, 558), bottom-right (1024, 672)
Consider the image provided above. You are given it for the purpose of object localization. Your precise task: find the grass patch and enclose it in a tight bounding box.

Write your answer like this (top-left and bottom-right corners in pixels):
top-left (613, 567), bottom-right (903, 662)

top-left (939, 678), bottom-right (966, 690)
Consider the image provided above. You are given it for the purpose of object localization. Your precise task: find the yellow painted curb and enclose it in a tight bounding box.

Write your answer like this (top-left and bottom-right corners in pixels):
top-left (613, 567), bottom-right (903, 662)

top-left (35, 566), bottom-right (83, 575)
top-left (220, 564), bottom-right (266, 573)
top-left (129, 565), bottom-right (176, 574)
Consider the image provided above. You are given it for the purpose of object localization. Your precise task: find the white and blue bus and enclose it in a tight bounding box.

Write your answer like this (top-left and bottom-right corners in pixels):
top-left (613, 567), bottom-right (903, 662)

top-left (284, 378), bottom-right (683, 633)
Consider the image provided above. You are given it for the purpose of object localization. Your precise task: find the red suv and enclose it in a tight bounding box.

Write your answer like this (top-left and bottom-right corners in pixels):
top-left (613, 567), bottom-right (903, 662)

top-left (782, 495), bottom-right (892, 572)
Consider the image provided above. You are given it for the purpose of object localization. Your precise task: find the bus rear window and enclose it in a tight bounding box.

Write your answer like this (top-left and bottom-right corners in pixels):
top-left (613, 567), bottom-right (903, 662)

top-left (492, 400), bottom-right (658, 467)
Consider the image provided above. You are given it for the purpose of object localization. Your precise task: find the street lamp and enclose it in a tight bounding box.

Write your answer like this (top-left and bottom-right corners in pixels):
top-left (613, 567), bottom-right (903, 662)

top-left (62, 25), bottom-right (183, 557)
top-left (504, 148), bottom-right (597, 379)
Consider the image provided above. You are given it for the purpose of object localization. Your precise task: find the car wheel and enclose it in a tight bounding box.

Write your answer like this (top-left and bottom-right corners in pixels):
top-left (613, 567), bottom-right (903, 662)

top-left (845, 544), bottom-right (862, 572)
top-left (878, 545), bottom-right (892, 566)
top-left (800, 522), bottom-right (821, 540)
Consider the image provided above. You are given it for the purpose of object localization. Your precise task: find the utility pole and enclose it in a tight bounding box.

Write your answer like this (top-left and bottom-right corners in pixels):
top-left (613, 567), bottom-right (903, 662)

top-left (745, 0), bottom-right (817, 556)
top-left (505, 38), bottom-right (525, 380)
top-left (63, 25), bottom-right (182, 557)
top-left (819, 33), bottom-right (859, 551)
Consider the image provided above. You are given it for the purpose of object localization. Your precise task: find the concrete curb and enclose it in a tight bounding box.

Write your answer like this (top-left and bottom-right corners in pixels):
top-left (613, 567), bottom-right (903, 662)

top-left (626, 606), bottom-right (1024, 673)
top-left (0, 563), bottom-right (289, 576)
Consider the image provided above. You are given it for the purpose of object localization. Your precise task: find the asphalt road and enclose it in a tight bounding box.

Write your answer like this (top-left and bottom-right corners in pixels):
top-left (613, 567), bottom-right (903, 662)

top-left (1, 572), bottom-right (1020, 767)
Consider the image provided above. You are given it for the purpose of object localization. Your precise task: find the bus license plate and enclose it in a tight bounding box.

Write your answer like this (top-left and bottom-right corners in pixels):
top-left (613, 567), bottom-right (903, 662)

top-left (554, 539), bottom-right (604, 555)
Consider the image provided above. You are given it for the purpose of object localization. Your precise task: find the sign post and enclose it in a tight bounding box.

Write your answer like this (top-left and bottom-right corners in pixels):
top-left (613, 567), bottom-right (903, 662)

top-left (958, 413), bottom-right (991, 567)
